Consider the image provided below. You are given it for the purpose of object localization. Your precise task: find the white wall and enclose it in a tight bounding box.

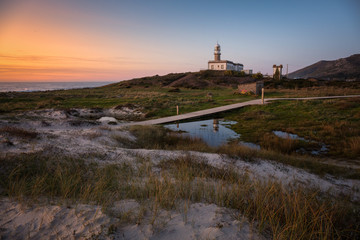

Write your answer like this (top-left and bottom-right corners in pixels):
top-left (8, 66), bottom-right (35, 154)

top-left (208, 62), bottom-right (243, 71)
top-left (208, 63), bottom-right (226, 70)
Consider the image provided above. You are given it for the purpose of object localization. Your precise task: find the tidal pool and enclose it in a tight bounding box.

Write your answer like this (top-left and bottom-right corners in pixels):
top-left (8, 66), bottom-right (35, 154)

top-left (164, 119), bottom-right (240, 147)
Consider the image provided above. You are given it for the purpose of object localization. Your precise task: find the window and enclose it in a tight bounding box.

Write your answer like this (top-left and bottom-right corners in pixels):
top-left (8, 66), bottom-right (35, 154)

top-left (211, 65), bottom-right (214, 69)
top-left (221, 65), bottom-right (224, 69)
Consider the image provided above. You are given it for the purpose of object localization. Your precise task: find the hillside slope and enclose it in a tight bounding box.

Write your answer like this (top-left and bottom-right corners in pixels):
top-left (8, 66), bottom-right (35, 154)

top-left (109, 71), bottom-right (257, 89)
top-left (288, 54), bottom-right (360, 80)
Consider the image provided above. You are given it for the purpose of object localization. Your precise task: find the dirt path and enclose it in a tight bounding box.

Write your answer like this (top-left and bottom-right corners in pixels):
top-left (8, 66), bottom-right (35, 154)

top-left (121, 95), bottom-right (360, 126)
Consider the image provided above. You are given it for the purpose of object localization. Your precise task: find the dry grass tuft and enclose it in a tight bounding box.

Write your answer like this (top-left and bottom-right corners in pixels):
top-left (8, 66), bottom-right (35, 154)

top-left (218, 142), bottom-right (257, 161)
top-left (348, 137), bottom-right (360, 157)
top-left (0, 126), bottom-right (38, 139)
top-left (261, 133), bottom-right (299, 154)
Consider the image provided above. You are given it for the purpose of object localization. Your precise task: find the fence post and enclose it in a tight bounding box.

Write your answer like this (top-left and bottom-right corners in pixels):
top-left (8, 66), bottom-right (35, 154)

top-left (262, 88), bottom-right (264, 104)
top-left (176, 105), bottom-right (179, 115)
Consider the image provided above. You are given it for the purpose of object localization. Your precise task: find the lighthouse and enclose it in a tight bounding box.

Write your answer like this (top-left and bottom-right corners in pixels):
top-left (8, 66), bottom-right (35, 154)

top-left (214, 43), bottom-right (221, 61)
top-left (208, 43), bottom-right (243, 71)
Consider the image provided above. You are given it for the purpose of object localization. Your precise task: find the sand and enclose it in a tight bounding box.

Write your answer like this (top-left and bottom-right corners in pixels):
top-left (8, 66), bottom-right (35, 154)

top-left (0, 198), bottom-right (264, 240)
top-left (0, 198), bottom-right (110, 239)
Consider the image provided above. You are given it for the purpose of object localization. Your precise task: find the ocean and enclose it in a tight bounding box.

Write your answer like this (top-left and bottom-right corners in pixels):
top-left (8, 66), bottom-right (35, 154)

top-left (0, 82), bottom-right (116, 93)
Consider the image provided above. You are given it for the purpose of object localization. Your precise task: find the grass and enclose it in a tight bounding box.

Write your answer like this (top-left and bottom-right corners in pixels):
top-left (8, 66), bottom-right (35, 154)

top-left (4, 73), bottom-right (359, 119)
top-left (348, 137), bottom-right (360, 156)
top-left (1, 74), bottom-right (360, 238)
top-left (223, 98), bottom-right (360, 159)
top-left (116, 125), bottom-right (213, 152)
top-left (0, 153), bottom-right (359, 239)
top-left (0, 74), bottom-right (255, 119)
top-left (117, 125), bottom-right (360, 179)
top-left (261, 132), bottom-right (301, 154)
top-left (0, 86), bottom-right (254, 119)
top-left (264, 78), bottom-right (360, 97)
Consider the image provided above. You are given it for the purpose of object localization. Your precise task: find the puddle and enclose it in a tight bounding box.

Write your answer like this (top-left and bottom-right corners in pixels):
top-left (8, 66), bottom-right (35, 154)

top-left (273, 131), bottom-right (307, 141)
top-left (164, 121), bottom-right (326, 154)
top-left (311, 144), bottom-right (329, 155)
top-left (239, 141), bottom-right (261, 150)
top-left (273, 130), bottom-right (328, 155)
top-left (164, 119), bottom-right (240, 147)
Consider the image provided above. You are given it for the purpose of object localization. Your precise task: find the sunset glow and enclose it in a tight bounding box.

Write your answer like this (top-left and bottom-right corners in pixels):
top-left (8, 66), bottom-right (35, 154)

top-left (1, 0), bottom-right (359, 82)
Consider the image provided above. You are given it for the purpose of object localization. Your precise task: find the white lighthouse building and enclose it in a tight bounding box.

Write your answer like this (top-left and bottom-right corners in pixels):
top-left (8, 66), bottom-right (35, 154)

top-left (208, 43), bottom-right (243, 71)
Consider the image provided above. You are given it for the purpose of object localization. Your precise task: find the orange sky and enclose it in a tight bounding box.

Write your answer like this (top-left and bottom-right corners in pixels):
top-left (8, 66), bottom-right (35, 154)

top-left (1, 0), bottom-right (359, 82)
top-left (0, 0), bottom-right (184, 82)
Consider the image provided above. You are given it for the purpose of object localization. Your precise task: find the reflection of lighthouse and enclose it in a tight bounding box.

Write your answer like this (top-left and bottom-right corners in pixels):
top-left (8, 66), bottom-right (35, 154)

top-left (213, 119), bottom-right (219, 132)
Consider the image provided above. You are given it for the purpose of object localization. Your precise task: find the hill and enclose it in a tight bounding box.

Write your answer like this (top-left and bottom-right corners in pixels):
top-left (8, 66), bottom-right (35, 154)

top-left (110, 70), bottom-right (257, 89)
top-left (288, 54), bottom-right (360, 80)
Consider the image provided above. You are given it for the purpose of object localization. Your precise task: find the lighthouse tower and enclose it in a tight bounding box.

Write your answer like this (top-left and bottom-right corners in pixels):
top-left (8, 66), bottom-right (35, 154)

top-left (208, 43), bottom-right (243, 71)
top-left (214, 43), bottom-right (221, 61)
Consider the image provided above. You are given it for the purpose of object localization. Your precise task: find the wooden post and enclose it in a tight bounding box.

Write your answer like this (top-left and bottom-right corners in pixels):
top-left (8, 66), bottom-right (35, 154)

top-left (176, 105), bottom-right (179, 115)
top-left (261, 88), bottom-right (264, 104)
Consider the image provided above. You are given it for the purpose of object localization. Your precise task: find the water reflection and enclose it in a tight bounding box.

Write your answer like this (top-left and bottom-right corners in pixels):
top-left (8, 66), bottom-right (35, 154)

top-left (273, 131), bottom-right (307, 141)
top-left (164, 119), bottom-right (240, 147)
top-left (213, 119), bottom-right (219, 132)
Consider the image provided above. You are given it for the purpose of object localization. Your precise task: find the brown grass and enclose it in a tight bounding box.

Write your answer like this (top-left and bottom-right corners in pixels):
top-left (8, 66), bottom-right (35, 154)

top-left (0, 126), bottom-right (38, 139)
top-left (218, 142), bottom-right (258, 161)
top-left (348, 137), bottom-right (360, 156)
top-left (267, 86), bottom-right (360, 98)
top-left (261, 133), bottom-right (299, 154)
top-left (0, 153), bottom-right (359, 239)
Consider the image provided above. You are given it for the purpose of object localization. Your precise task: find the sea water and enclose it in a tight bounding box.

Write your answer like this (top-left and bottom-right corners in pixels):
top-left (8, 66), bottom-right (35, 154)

top-left (0, 82), bottom-right (116, 92)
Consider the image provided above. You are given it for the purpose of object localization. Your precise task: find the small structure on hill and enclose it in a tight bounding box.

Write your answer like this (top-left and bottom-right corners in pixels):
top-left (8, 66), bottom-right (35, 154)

top-left (208, 43), bottom-right (244, 71)
top-left (273, 65), bottom-right (283, 80)
top-left (243, 69), bottom-right (253, 75)
top-left (237, 81), bottom-right (264, 95)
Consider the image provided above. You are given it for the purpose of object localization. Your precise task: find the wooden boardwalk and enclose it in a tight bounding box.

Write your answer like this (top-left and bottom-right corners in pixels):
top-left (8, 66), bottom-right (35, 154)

top-left (122, 95), bottom-right (360, 126)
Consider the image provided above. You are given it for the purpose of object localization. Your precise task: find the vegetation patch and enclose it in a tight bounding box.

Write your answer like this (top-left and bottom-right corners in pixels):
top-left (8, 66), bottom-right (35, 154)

top-left (118, 125), bottom-right (360, 179)
top-left (224, 98), bottom-right (360, 159)
top-left (0, 153), bottom-right (358, 239)
top-left (124, 125), bottom-right (213, 152)
top-left (0, 71), bottom-right (259, 117)
top-left (264, 78), bottom-right (360, 97)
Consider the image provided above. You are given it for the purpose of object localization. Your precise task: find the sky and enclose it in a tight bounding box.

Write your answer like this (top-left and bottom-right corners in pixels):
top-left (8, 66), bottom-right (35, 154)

top-left (0, 0), bottom-right (359, 82)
